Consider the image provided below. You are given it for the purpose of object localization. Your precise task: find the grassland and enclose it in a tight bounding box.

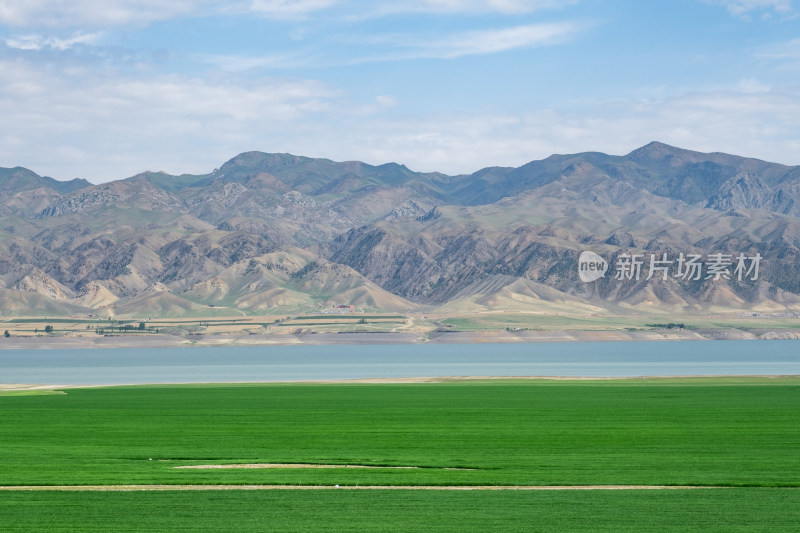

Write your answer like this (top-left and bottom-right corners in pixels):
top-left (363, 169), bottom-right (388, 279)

top-left (3, 489), bottom-right (800, 532)
top-left (1, 381), bottom-right (799, 486)
top-left (2, 380), bottom-right (799, 530)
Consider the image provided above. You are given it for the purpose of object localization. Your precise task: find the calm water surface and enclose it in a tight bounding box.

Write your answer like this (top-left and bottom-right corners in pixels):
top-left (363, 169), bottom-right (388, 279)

top-left (1, 340), bottom-right (799, 385)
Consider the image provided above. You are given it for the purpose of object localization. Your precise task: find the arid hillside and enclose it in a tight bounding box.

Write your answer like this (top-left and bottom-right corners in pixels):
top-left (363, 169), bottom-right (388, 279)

top-left (2, 142), bottom-right (800, 317)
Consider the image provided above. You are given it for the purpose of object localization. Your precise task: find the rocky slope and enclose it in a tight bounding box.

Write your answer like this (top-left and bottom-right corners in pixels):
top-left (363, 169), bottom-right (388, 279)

top-left (1, 142), bottom-right (800, 317)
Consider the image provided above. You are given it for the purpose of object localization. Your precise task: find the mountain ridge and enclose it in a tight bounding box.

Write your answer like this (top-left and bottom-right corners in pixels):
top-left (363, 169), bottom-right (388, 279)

top-left (2, 142), bottom-right (800, 318)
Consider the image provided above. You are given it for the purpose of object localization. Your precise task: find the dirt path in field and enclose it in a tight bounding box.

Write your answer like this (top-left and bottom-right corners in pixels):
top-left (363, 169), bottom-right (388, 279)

top-left (0, 484), bottom-right (730, 492)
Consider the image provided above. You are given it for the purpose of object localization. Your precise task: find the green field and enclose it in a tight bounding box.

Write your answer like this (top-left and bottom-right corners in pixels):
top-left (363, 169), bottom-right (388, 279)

top-left (1, 380), bottom-right (799, 530)
top-left (2, 489), bottom-right (800, 532)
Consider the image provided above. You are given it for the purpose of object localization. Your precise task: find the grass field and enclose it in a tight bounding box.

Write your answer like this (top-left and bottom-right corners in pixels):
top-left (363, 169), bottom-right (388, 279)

top-left (1, 380), bottom-right (799, 530)
top-left (2, 489), bottom-right (800, 532)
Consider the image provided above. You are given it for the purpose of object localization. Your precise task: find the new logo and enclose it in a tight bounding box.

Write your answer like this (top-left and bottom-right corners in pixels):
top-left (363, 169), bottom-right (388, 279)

top-left (578, 251), bottom-right (608, 282)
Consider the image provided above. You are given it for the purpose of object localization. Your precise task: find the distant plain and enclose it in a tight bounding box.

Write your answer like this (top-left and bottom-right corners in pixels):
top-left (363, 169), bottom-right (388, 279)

top-left (3, 309), bottom-right (800, 349)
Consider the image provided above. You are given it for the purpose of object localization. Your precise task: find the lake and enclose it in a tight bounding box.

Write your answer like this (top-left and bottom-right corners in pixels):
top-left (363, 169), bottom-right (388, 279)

top-left (1, 340), bottom-right (799, 385)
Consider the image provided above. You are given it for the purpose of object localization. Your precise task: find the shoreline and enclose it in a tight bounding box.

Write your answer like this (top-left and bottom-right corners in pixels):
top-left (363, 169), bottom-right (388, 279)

top-left (1, 327), bottom-right (799, 350)
top-left (3, 375), bottom-right (798, 391)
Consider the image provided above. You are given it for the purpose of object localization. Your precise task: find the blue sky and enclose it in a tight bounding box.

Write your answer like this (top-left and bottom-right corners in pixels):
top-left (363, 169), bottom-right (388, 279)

top-left (0, 0), bottom-right (798, 182)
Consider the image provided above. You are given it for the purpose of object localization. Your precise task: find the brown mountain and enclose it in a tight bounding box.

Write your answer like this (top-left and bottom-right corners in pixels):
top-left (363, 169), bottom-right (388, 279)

top-left (1, 142), bottom-right (800, 317)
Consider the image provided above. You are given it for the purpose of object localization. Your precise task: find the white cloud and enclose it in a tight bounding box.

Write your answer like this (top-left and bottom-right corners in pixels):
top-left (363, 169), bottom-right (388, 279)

top-left (430, 22), bottom-right (580, 58)
top-left (313, 86), bottom-right (800, 174)
top-left (374, 95), bottom-right (398, 108)
top-left (246, 0), bottom-right (338, 16)
top-left (347, 94), bottom-right (400, 116)
top-left (0, 58), bottom-right (339, 181)
top-left (197, 52), bottom-right (311, 72)
top-left (0, 0), bottom-right (338, 28)
top-left (705, 0), bottom-right (794, 18)
top-left (0, 0), bottom-right (574, 29)
top-left (4, 32), bottom-right (101, 51)
top-left (343, 22), bottom-right (583, 63)
top-left (1, 54), bottom-right (798, 183)
top-left (754, 37), bottom-right (800, 60)
top-left (402, 0), bottom-right (576, 13)
top-left (736, 78), bottom-right (772, 92)
top-left (0, 0), bottom-right (202, 27)
top-left (342, 0), bottom-right (578, 20)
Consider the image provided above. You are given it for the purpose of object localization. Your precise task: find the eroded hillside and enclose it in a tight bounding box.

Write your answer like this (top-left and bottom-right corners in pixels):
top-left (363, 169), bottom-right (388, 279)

top-left (2, 142), bottom-right (800, 317)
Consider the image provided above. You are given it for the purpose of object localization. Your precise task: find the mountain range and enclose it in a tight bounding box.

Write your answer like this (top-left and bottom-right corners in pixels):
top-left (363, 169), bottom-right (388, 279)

top-left (2, 141), bottom-right (800, 318)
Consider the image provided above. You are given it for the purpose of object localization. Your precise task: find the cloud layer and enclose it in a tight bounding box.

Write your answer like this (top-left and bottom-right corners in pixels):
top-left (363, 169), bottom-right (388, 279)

top-left (1, 1), bottom-right (798, 181)
top-left (0, 0), bottom-right (575, 28)
top-left (706, 0), bottom-right (794, 18)
top-left (2, 48), bottom-right (797, 182)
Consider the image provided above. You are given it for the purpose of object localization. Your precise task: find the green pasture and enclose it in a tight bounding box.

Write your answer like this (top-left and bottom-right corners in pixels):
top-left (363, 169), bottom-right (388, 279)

top-left (2, 489), bottom-right (800, 532)
top-left (2, 380), bottom-right (799, 531)
top-left (1, 381), bottom-right (799, 487)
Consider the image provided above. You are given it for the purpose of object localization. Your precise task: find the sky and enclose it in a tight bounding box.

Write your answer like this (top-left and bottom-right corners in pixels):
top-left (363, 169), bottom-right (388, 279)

top-left (0, 0), bottom-right (799, 183)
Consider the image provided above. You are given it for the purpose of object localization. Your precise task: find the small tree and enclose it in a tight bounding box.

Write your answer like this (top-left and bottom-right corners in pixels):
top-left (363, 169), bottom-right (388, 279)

top-left (3, 330), bottom-right (9, 338)
top-left (138, 322), bottom-right (146, 331)
top-left (44, 325), bottom-right (54, 334)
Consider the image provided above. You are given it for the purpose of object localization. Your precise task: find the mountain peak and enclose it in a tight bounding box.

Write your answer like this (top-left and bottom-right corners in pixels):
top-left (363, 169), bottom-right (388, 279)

top-left (0, 166), bottom-right (90, 194)
top-left (3, 143), bottom-right (800, 317)
top-left (626, 141), bottom-right (683, 159)
top-left (624, 141), bottom-right (726, 172)
top-left (222, 151), bottom-right (311, 170)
